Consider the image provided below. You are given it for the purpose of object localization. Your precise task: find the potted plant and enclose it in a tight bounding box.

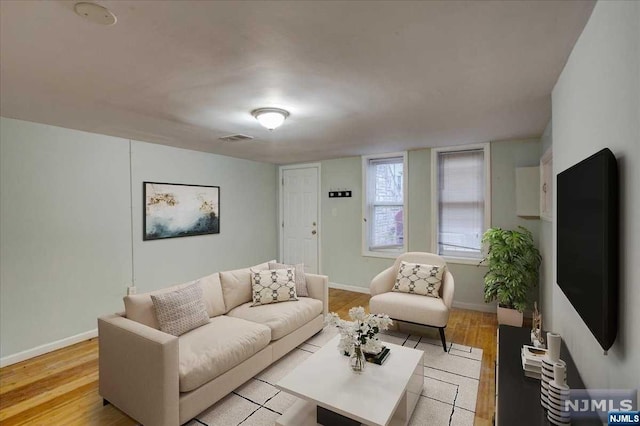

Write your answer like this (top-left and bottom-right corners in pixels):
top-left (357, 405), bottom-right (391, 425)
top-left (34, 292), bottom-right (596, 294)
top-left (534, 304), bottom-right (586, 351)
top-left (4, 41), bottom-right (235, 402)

top-left (479, 226), bottom-right (542, 326)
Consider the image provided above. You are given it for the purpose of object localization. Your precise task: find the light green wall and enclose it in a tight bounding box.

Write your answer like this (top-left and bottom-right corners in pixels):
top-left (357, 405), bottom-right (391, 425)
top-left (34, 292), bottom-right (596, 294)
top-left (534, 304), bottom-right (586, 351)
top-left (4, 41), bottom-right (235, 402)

top-left (491, 140), bottom-right (542, 236)
top-left (321, 157), bottom-right (393, 287)
top-left (319, 139), bottom-right (542, 309)
top-left (1, 118), bottom-right (132, 358)
top-left (0, 115), bottom-right (544, 358)
top-left (0, 117), bottom-right (277, 360)
top-left (538, 121), bottom-right (553, 328)
top-left (130, 140), bottom-right (277, 292)
top-left (407, 149), bottom-right (432, 252)
top-left (550, 1), bottom-right (639, 388)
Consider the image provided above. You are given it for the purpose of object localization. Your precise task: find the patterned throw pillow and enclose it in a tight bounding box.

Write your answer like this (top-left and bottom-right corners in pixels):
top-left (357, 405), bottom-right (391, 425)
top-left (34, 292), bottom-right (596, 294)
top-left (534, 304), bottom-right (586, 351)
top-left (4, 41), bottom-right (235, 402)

top-left (393, 261), bottom-right (444, 298)
top-left (268, 262), bottom-right (309, 297)
top-left (251, 268), bottom-right (298, 306)
top-left (151, 282), bottom-right (210, 336)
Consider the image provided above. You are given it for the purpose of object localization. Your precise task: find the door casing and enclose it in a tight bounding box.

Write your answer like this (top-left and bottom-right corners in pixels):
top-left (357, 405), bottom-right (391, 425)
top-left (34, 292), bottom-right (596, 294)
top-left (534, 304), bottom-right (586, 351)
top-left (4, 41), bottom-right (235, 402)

top-left (278, 163), bottom-right (322, 274)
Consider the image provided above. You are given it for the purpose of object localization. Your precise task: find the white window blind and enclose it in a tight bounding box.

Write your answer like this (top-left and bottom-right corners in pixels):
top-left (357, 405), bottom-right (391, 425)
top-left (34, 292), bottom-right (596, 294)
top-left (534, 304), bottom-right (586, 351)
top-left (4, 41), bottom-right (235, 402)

top-left (364, 155), bottom-right (405, 253)
top-left (437, 149), bottom-right (485, 258)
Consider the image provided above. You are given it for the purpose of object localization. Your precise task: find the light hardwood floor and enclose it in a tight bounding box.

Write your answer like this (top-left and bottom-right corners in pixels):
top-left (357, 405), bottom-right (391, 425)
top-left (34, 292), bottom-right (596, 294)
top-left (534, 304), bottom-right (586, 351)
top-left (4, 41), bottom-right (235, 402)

top-left (0, 289), bottom-right (498, 425)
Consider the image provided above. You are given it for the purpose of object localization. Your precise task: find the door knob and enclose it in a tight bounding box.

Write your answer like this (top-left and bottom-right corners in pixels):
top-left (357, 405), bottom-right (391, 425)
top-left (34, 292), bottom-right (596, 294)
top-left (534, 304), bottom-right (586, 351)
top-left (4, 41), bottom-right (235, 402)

top-left (312, 230), bottom-right (317, 235)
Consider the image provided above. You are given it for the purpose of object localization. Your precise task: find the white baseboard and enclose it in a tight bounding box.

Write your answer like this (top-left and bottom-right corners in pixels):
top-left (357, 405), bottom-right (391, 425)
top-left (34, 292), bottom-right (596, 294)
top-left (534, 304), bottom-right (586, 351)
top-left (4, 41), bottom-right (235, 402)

top-left (329, 282), bottom-right (371, 294)
top-left (0, 328), bottom-right (98, 368)
top-left (452, 301), bottom-right (497, 313)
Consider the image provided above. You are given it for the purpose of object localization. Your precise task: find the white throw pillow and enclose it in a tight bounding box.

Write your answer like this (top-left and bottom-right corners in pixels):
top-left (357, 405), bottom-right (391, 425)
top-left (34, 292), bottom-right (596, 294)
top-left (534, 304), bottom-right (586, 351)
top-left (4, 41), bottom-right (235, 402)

top-left (151, 282), bottom-right (210, 336)
top-left (392, 261), bottom-right (444, 298)
top-left (268, 262), bottom-right (309, 297)
top-left (251, 268), bottom-right (298, 306)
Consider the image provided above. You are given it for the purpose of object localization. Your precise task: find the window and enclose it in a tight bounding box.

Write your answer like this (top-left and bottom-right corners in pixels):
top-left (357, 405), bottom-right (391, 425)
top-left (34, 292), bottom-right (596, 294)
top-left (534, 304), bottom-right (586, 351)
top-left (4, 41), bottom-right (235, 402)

top-left (362, 152), bottom-right (408, 257)
top-left (432, 144), bottom-right (490, 261)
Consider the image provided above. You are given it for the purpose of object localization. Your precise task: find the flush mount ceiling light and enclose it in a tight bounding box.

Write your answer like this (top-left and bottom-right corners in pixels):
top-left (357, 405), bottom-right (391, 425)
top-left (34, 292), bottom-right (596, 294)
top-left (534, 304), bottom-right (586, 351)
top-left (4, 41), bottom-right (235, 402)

top-left (74, 2), bottom-right (117, 26)
top-left (251, 108), bottom-right (290, 130)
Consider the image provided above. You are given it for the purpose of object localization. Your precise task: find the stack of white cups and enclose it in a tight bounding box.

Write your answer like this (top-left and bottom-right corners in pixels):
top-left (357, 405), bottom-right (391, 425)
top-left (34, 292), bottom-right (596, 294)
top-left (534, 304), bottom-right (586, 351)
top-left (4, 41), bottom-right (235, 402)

top-left (548, 362), bottom-right (571, 425)
top-left (540, 333), bottom-right (570, 425)
top-left (541, 333), bottom-right (562, 409)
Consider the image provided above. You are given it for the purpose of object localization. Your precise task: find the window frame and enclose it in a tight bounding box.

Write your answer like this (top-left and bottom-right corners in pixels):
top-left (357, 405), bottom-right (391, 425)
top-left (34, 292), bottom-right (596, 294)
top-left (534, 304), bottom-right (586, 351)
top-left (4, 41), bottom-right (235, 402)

top-left (430, 143), bottom-right (491, 265)
top-left (361, 152), bottom-right (409, 259)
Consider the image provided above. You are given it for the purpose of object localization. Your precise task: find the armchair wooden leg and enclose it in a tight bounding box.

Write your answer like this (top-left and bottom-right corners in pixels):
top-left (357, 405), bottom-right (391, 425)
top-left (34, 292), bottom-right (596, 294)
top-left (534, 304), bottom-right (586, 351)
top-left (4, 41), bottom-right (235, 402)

top-left (439, 327), bottom-right (447, 352)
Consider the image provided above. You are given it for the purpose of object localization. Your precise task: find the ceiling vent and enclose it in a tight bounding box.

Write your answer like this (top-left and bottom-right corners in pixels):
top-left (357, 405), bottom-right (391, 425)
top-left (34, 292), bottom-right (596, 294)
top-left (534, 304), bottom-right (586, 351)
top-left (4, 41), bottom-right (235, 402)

top-left (219, 134), bottom-right (254, 142)
top-left (74, 2), bottom-right (117, 25)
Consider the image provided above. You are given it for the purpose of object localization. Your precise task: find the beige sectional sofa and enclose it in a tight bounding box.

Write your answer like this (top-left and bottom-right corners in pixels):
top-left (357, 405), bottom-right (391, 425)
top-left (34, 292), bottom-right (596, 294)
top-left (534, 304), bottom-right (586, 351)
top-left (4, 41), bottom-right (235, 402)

top-left (98, 261), bottom-right (328, 426)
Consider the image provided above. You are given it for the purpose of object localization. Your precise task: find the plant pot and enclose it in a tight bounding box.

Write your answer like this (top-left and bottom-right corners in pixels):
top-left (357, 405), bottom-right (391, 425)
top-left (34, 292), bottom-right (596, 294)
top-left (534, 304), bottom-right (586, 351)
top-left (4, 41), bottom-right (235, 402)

top-left (497, 306), bottom-right (524, 327)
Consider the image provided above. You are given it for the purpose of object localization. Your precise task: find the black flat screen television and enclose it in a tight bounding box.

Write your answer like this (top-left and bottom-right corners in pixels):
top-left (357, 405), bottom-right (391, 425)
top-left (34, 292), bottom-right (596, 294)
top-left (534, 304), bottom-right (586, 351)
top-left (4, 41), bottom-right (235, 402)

top-left (557, 148), bottom-right (618, 351)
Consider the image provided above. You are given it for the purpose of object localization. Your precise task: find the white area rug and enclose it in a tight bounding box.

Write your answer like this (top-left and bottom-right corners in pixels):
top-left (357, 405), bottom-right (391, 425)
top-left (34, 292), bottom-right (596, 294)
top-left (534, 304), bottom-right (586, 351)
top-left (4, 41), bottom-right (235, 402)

top-left (187, 326), bottom-right (482, 426)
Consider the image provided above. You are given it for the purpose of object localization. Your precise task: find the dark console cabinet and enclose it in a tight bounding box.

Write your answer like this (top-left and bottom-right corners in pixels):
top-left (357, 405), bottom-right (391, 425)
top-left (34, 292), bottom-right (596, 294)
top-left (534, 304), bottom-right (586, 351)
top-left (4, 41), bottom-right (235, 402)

top-left (496, 325), bottom-right (600, 425)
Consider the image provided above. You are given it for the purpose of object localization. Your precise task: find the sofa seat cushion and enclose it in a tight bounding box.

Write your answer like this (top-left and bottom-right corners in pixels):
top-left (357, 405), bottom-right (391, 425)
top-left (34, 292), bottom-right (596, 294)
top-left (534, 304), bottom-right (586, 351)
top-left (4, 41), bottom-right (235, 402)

top-left (369, 292), bottom-right (449, 327)
top-left (227, 297), bottom-right (323, 341)
top-left (178, 315), bottom-right (271, 392)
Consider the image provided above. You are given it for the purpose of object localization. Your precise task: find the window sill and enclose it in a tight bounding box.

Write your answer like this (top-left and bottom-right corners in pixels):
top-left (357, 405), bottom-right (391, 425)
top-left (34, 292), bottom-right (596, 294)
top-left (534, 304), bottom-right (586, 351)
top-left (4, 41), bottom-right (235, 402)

top-left (442, 256), bottom-right (485, 266)
top-left (362, 250), bottom-right (404, 260)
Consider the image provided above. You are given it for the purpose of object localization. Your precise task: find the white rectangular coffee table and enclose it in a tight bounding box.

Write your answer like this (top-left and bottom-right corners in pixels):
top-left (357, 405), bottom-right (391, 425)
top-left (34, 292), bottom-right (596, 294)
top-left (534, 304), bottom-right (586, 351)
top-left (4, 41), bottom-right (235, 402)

top-left (275, 335), bottom-right (424, 426)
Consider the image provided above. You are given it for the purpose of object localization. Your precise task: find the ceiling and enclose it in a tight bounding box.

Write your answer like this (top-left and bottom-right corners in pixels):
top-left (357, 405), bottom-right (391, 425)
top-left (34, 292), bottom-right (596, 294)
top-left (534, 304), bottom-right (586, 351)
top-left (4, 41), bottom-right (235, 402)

top-left (0, 1), bottom-right (595, 164)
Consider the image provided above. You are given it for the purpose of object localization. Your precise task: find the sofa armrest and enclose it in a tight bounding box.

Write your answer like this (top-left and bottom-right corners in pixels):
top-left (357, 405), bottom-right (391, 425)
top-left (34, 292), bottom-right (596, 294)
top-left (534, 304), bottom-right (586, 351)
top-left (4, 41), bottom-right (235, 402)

top-left (370, 266), bottom-right (396, 296)
top-left (305, 273), bottom-right (329, 316)
top-left (442, 270), bottom-right (455, 309)
top-left (98, 314), bottom-right (179, 426)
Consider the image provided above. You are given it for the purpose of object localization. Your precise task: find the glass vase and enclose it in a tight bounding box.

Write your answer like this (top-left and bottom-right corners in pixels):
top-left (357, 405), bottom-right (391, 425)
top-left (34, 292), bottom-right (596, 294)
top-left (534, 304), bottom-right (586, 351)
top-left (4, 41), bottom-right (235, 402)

top-left (350, 342), bottom-right (366, 372)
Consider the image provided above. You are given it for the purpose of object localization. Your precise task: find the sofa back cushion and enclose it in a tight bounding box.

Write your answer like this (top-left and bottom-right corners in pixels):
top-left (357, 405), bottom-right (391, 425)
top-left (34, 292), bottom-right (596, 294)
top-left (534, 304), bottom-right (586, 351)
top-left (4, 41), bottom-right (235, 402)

top-left (220, 261), bottom-right (272, 312)
top-left (124, 272), bottom-right (226, 329)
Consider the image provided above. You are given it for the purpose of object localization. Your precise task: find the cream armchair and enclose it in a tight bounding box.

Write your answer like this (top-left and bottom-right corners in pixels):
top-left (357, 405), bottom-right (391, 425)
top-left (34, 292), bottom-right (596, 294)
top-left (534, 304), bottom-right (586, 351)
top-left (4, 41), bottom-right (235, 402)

top-left (369, 252), bottom-right (454, 352)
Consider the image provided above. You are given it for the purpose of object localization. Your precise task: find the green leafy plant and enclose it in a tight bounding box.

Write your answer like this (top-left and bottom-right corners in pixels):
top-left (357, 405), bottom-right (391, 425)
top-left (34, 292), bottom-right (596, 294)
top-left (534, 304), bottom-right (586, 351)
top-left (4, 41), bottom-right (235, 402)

top-left (479, 226), bottom-right (542, 312)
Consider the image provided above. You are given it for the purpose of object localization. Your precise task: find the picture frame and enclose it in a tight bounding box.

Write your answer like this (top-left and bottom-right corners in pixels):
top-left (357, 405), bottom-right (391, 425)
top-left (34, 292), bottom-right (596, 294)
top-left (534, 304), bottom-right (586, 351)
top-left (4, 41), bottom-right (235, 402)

top-left (143, 181), bottom-right (220, 240)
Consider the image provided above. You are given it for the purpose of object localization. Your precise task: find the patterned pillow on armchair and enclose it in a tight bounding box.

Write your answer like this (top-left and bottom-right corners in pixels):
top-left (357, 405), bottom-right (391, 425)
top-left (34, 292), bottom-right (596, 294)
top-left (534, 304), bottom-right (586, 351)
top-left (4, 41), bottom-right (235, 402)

top-left (392, 261), bottom-right (444, 298)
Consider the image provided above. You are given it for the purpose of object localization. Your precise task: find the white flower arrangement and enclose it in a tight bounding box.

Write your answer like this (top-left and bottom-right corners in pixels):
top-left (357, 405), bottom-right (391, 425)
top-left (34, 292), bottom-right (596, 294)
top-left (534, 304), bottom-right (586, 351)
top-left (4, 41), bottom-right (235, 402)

top-left (326, 307), bottom-right (393, 356)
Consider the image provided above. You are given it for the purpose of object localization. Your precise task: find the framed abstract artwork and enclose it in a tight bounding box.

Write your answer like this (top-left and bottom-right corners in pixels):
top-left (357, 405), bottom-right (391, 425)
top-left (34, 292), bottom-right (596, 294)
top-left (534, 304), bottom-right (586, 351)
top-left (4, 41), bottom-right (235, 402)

top-left (143, 182), bottom-right (220, 240)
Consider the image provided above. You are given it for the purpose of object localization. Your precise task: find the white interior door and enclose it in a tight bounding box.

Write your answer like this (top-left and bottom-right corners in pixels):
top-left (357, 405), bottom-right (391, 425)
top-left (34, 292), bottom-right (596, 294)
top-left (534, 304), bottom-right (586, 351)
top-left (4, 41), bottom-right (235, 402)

top-left (281, 166), bottom-right (319, 273)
